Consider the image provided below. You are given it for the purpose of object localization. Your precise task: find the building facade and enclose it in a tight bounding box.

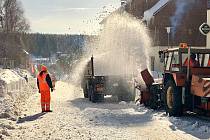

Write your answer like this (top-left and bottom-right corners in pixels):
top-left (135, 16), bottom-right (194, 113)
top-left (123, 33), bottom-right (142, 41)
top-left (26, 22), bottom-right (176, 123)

top-left (125, 0), bottom-right (207, 47)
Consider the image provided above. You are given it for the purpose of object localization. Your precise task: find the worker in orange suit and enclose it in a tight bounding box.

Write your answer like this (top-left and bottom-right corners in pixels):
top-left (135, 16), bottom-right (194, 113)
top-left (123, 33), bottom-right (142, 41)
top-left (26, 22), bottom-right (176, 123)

top-left (37, 65), bottom-right (54, 112)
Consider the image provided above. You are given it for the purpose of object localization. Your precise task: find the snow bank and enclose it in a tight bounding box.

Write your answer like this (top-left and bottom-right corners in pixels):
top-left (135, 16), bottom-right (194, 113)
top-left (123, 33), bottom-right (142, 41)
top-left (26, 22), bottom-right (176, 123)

top-left (0, 69), bottom-right (36, 121)
top-left (0, 69), bottom-right (22, 84)
top-left (14, 68), bottom-right (32, 79)
top-left (136, 105), bottom-right (210, 139)
top-left (0, 68), bottom-right (36, 138)
top-left (169, 117), bottom-right (210, 137)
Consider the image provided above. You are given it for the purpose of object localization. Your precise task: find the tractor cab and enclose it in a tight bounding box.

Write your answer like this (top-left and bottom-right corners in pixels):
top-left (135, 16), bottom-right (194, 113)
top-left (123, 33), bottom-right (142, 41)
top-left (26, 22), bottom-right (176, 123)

top-left (159, 44), bottom-right (210, 73)
top-left (159, 44), bottom-right (210, 85)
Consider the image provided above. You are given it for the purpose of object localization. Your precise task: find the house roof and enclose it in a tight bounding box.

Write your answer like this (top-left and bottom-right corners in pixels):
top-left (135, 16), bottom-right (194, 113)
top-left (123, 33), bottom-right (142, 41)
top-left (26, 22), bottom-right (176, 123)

top-left (100, 0), bottom-right (132, 24)
top-left (143, 0), bottom-right (171, 21)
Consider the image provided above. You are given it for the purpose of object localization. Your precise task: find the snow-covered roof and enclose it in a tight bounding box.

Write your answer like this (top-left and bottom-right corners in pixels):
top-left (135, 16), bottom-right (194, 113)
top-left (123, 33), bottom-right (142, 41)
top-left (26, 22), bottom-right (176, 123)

top-left (100, 0), bottom-right (132, 24)
top-left (143, 0), bottom-right (171, 21)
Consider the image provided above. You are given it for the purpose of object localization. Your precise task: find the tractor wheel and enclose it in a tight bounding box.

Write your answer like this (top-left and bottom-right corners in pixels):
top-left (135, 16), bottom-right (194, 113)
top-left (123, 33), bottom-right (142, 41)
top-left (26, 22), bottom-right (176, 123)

top-left (163, 81), bottom-right (182, 116)
top-left (84, 93), bottom-right (88, 98)
top-left (90, 87), bottom-right (96, 103)
top-left (84, 85), bottom-right (88, 98)
top-left (88, 86), bottom-right (93, 101)
top-left (96, 94), bottom-right (105, 102)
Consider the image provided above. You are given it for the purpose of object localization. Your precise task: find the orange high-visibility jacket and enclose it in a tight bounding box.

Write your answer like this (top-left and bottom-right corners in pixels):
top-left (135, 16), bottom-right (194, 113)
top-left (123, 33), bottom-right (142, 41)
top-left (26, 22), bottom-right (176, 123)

top-left (37, 73), bottom-right (50, 92)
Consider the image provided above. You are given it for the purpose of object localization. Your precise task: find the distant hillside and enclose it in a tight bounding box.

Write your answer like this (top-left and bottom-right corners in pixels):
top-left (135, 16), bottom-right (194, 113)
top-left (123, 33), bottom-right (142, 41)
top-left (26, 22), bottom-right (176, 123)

top-left (21, 33), bottom-right (94, 58)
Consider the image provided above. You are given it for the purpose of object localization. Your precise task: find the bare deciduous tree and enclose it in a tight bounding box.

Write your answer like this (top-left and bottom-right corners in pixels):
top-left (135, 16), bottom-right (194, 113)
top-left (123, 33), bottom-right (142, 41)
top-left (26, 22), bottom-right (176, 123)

top-left (0, 0), bottom-right (4, 29)
top-left (1, 0), bottom-right (29, 33)
top-left (0, 0), bottom-right (30, 68)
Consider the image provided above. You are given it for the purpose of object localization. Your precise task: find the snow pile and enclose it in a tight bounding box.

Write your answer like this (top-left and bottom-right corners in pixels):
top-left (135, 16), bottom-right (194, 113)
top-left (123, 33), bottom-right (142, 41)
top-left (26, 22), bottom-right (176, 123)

top-left (136, 104), bottom-right (210, 139)
top-left (0, 69), bottom-right (36, 121)
top-left (0, 68), bottom-right (36, 138)
top-left (169, 117), bottom-right (210, 137)
top-left (119, 101), bottom-right (127, 105)
top-left (0, 119), bottom-right (17, 139)
top-left (143, 0), bottom-right (171, 21)
top-left (14, 68), bottom-right (32, 79)
top-left (0, 69), bottom-right (22, 84)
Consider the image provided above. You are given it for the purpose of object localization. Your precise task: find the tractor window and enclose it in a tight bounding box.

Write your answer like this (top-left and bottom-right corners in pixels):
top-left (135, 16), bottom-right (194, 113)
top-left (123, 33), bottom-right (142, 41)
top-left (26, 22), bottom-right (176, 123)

top-left (182, 53), bottom-right (189, 65)
top-left (171, 52), bottom-right (180, 71)
top-left (182, 53), bottom-right (200, 67)
top-left (203, 54), bottom-right (210, 67)
top-left (166, 52), bottom-right (173, 71)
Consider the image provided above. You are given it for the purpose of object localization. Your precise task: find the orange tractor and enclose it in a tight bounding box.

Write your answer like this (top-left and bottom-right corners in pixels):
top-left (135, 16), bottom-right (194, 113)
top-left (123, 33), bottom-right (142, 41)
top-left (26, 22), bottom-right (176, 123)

top-left (139, 44), bottom-right (210, 116)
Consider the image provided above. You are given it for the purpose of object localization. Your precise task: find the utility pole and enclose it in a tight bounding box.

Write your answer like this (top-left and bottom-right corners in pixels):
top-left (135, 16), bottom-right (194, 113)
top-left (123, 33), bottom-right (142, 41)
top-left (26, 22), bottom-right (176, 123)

top-left (165, 27), bottom-right (172, 48)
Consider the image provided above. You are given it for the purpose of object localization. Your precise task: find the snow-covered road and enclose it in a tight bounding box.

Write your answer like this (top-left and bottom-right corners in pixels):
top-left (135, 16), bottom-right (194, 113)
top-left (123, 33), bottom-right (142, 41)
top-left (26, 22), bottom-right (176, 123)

top-left (3, 81), bottom-right (210, 140)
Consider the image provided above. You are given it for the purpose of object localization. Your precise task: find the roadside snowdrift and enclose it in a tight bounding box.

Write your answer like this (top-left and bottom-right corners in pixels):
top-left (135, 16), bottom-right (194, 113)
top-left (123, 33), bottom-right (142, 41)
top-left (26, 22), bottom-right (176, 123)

top-left (0, 68), bottom-right (36, 120)
top-left (0, 69), bottom-right (36, 139)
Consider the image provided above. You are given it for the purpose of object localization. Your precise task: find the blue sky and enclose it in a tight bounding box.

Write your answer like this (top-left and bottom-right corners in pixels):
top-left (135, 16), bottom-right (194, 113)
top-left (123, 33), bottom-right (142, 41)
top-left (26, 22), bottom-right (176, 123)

top-left (21, 0), bottom-right (120, 34)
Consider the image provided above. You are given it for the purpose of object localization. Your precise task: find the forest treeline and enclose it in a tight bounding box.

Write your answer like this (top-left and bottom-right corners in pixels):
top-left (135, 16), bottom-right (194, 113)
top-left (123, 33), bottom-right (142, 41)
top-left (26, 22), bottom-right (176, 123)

top-left (0, 0), bottom-right (93, 68)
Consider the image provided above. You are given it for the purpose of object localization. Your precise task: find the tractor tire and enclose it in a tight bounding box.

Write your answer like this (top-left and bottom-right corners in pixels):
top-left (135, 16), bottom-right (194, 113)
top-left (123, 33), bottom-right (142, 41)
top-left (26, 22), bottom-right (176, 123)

top-left (84, 93), bottom-right (88, 98)
top-left (88, 86), bottom-right (92, 101)
top-left (84, 85), bottom-right (88, 98)
top-left (163, 81), bottom-right (183, 117)
top-left (90, 87), bottom-right (96, 103)
top-left (96, 94), bottom-right (105, 102)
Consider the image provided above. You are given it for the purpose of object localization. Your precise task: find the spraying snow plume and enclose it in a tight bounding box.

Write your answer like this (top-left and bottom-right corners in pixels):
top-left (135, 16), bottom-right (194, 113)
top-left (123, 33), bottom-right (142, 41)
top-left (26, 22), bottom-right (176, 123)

top-left (170, 0), bottom-right (195, 38)
top-left (92, 13), bottom-right (151, 76)
top-left (69, 12), bottom-right (151, 86)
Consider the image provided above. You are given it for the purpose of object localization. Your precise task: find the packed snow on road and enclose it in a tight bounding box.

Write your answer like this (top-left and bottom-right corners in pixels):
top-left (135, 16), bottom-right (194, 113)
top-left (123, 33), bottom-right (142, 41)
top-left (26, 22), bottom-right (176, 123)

top-left (0, 70), bottom-right (210, 140)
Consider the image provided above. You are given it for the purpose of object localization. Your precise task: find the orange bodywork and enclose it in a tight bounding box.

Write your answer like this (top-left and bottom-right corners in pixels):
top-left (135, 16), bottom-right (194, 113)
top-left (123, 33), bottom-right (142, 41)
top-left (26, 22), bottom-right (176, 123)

top-left (172, 73), bottom-right (186, 86)
top-left (141, 69), bottom-right (154, 87)
top-left (199, 103), bottom-right (210, 111)
top-left (190, 67), bottom-right (210, 97)
top-left (140, 69), bottom-right (155, 104)
top-left (140, 90), bottom-right (151, 104)
top-left (191, 75), bottom-right (210, 97)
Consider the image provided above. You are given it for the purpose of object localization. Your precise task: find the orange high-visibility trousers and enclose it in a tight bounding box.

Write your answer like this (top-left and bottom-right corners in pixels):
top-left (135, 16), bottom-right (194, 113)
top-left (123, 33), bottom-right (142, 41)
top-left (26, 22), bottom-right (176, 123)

top-left (41, 90), bottom-right (51, 111)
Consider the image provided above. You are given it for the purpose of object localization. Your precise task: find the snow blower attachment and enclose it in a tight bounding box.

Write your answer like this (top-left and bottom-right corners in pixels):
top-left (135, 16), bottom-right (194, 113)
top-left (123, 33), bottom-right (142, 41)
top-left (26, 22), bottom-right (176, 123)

top-left (140, 69), bottom-right (163, 109)
top-left (138, 44), bottom-right (210, 117)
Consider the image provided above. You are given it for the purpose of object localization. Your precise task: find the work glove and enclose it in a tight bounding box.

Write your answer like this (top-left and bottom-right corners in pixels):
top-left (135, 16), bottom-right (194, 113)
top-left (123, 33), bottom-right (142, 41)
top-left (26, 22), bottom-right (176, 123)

top-left (51, 88), bottom-right (53, 92)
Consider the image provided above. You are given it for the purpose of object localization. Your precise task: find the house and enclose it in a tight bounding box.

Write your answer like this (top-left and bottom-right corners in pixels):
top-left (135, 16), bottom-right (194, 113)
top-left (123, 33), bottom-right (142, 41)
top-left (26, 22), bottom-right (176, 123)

top-left (100, 0), bottom-right (208, 71)
top-left (125, 0), bottom-right (207, 47)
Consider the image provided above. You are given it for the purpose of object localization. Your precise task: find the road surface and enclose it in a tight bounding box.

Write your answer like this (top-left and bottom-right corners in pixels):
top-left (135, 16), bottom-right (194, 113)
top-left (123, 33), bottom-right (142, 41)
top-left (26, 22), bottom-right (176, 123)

top-left (3, 81), bottom-right (209, 140)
